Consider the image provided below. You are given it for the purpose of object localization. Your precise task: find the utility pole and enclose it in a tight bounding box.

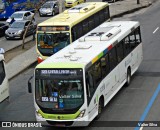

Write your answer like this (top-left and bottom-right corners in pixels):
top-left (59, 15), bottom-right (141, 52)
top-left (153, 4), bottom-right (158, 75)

top-left (137, 0), bottom-right (140, 4)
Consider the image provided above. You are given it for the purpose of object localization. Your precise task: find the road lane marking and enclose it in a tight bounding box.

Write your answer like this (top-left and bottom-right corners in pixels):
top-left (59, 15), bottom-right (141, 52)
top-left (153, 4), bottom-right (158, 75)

top-left (153, 27), bottom-right (159, 34)
top-left (134, 84), bottom-right (160, 130)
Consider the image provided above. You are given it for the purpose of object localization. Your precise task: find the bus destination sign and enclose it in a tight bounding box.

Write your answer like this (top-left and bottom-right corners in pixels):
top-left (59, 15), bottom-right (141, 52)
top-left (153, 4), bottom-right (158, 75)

top-left (38, 26), bottom-right (69, 31)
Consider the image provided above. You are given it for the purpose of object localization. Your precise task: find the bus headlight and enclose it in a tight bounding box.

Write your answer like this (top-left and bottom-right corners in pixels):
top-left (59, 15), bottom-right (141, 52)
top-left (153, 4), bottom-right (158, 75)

top-left (77, 110), bottom-right (85, 118)
top-left (36, 110), bottom-right (43, 118)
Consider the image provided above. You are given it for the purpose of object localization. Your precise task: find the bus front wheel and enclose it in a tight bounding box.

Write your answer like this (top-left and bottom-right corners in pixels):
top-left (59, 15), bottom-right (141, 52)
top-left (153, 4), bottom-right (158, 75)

top-left (96, 98), bottom-right (103, 120)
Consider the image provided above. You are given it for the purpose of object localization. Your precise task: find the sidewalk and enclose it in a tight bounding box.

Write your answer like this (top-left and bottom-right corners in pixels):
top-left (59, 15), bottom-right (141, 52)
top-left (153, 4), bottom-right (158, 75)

top-left (110, 0), bottom-right (152, 18)
top-left (6, 0), bottom-right (155, 80)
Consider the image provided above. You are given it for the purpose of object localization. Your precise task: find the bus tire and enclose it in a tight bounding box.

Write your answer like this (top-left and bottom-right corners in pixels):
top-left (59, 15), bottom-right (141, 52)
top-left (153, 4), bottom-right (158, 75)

top-left (96, 97), bottom-right (103, 120)
top-left (126, 68), bottom-right (131, 87)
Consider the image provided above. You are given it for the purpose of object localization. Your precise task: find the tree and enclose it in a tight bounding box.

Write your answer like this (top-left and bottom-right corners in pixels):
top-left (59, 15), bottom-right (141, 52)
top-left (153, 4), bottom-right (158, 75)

top-left (22, 14), bottom-right (35, 49)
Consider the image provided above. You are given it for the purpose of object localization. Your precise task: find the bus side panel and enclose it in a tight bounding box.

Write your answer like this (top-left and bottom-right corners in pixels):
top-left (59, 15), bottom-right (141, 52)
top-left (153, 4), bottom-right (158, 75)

top-left (131, 48), bottom-right (139, 74)
top-left (118, 59), bottom-right (127, 84)
top-left (131, 43), bottom-right (143, 75)
top-left (137, 43), bottom-right (143, 71)
top-left (0, 78), bottom-right (9, 102)
top-left (104, 66), bottom-right (119, 106)
top-left (0, 61), bottom-right (9, 102)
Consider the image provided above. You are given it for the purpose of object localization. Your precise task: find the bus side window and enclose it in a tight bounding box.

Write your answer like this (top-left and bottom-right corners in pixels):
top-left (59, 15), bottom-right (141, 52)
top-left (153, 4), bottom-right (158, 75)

top-left (88, 16), bottom-right (94, 31)
top-left (109, 48), bottom-right (117, 71)
top-left (86, 74), bottom-right (90, 105)
top-left (94, 12), bottom-right (99, 27)
top-left (135, 27), bottom-right (141, 44)
top-left (116, 41), bottom-right (124, 63)
top-left (0, 61), bottom-right (5, 85)
top-left (82, 20), bottom-right (89, 35)
top-left (104, 6), bottom-right (110, 20)
top-left (99, 10), bottom-right (105, 23)
top-left (100, 54), bottom-right (110, 77)
top-left (72, 24), bottom-right (83, 41)
top-left (124, 36), bottom-right (131, 56)
top-left (129, 32), bottom-right (136, 50)
top-left (92, 61), bottom-right (102, 85)
top-left (71, 27), bottom-right (77, 42)
top-left (86, 71), bottom-right (94, 105)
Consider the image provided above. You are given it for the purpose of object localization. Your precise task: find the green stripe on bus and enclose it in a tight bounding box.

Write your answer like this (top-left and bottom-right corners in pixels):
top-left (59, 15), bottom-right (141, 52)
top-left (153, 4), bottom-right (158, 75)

top-left (36, 63), bottom-right (84, 69)
top-left (92, 52), bottom-right (104, 64)
top-left (98, 52), bottom-right (103, 59)
top-left (38, 109), bottom-right (80, 120)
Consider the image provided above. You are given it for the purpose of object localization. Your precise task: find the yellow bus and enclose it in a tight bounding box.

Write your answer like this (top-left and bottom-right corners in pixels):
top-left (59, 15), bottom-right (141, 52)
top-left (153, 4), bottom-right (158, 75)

top-left (65, 0), bottom-right (86, 8)
top-left (37, 2), bottom-right (110, 63)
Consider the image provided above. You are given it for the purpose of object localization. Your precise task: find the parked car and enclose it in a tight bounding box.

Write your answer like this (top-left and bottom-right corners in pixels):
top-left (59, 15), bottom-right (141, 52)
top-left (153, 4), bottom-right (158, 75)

top-left (102, 0), bottom-right (117, 3)
top-left (0, 23), bottom-right (8, 37)
top-left (39, 1), bottom-right (59, 16)
top-left (6, 11), bottom-right (34, 23)
top-left (65, 0), bottom-right (85, 8)
top-left (5, 20), bottom-right (37, 40)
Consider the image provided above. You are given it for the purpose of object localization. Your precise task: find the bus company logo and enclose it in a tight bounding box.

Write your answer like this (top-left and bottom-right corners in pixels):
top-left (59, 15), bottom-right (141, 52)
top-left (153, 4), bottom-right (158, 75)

top-left (57, 116), bottom-right (64, 120)
top-left (2, 122), bottom-right (11, 127)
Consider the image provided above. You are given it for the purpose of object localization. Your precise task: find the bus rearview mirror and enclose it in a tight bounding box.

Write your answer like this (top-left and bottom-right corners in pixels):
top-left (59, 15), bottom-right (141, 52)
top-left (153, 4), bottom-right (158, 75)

top-left (28, 76), bottom-right (33, 93)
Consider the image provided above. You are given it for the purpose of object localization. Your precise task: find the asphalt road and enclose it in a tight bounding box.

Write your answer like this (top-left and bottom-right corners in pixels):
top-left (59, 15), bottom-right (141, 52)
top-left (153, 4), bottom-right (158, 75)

top-left (1, 1), bottom-right (160, 130)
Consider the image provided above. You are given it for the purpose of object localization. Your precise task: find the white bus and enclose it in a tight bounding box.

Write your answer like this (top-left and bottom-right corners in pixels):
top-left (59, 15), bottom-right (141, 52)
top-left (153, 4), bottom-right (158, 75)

top-left (0, 48), bottom-right (9, 102)
top-left (28, 21), bottom-right (143, 127)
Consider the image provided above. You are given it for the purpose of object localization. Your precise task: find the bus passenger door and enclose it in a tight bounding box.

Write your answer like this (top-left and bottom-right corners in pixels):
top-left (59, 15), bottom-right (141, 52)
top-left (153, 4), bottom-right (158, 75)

top-left (108, 48), bottom-right (120, 92)
top-left (86, 71), bottom-right (101, 121)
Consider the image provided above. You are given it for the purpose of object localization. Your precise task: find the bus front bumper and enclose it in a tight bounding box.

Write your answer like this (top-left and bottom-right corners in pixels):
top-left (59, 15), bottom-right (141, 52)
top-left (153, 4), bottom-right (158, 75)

top-left (36, 113), bottom-right (90, 127)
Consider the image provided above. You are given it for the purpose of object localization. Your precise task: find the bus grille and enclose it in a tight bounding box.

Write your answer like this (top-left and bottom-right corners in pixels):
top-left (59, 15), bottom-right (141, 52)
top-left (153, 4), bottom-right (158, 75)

top-left (47, 121), bottom-right (74, 127)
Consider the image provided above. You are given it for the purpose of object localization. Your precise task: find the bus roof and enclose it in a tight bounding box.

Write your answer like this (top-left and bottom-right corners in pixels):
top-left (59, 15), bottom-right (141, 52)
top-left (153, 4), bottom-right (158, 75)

top-left (36, 21), bottom-right (140, 69)
top-left (38, 2), bottom-right (109, 27)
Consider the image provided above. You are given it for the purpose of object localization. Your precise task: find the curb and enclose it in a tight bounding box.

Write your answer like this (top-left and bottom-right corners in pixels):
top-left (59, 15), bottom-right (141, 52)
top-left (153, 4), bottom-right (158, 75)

top-left (5, 38), bottom-right (34, 54)
top-left (8, 60), bottom-right (37, 81)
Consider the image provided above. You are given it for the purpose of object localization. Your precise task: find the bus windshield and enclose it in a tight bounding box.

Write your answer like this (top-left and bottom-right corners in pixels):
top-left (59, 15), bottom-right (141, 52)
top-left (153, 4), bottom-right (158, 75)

top-left (37, 32), bottom-right (70, 56)
top-left (35, 69), bottom-right (84, 110)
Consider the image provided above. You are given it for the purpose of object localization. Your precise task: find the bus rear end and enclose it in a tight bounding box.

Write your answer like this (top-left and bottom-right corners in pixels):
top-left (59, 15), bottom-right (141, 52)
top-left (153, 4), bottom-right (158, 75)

top-left (34, 67), bottom-right (90, 127)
